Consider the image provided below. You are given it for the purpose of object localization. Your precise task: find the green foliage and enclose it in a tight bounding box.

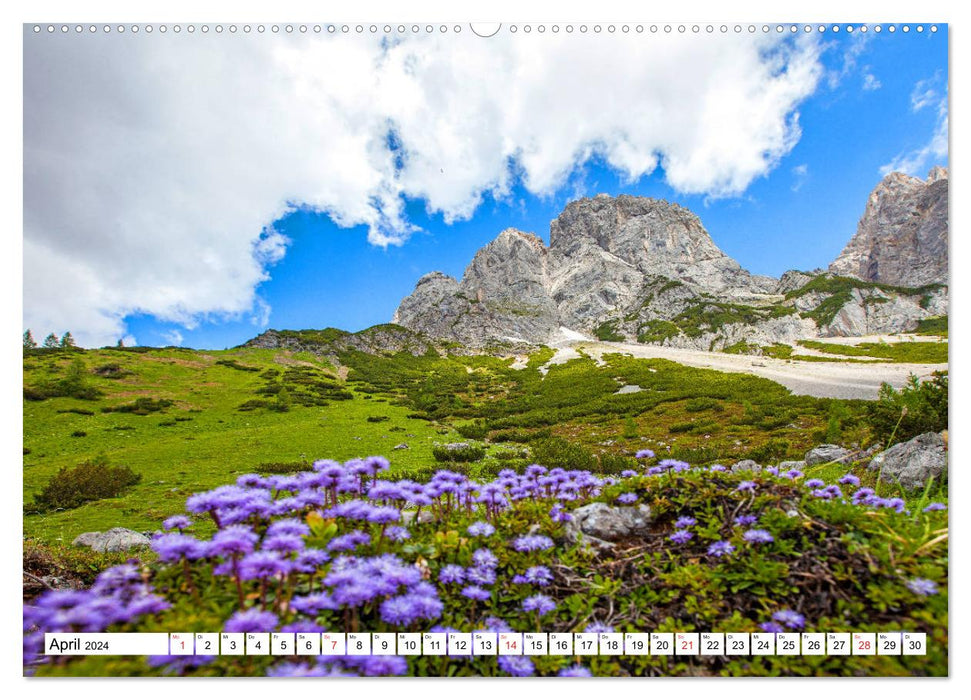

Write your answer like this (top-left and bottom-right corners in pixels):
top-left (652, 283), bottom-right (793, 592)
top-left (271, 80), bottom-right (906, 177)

top-left (594, 320), bottom-right (625, 342)
top-left (214, 359), bottom-right (261, 372)
top-left (366, 415), bottom-right (390, 423)
top-left (786, 275), bottom-right (943, 328)
top-left (914, 316), bottom-right (947, 337)
top-left (798, 339), bottom-right (947, 364)
top-left (29, 457), bottom-right (141, 512)
top-left (23, 329), bottom-right (37, 349)
top-left (454, 421), bottom-right (488, 439)
top-left (529, 437), bottom-right (596, 471)
top-left (43, 332), bottom-right (60, 348)
top-left (255, 461), bottom-right (311, 474)
top-left (60, 331), bottom-right (77, 348)
top-left (622, 416), bottom-right (639, 439)
top-left (431, 443), bottom-right (487, 463)
top-left (102, 397), bottom-right (174, 415)
top-left (637, 320), bottom-right (681, 343)
top-left (747, 437), bottom-right (792, 463)
top-left (24, 359), bottom-right (103, 401)
top-left (868, 372), bottom-right (948, 445)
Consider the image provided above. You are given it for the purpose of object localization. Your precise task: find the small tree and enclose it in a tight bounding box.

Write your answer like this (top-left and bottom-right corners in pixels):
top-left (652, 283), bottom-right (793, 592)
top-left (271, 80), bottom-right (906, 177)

top-left (23, 330), bottom-right (37, 349)
top-left (60, 331), bottom-right (76, 348)
top-left (117, 338), bottom-right (125, 348)
top-left (42, 333), bottom-right (60, 348)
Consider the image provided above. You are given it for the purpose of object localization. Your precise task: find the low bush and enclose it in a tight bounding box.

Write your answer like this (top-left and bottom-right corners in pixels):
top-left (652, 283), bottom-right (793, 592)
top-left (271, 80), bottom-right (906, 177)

top-left (102, 397), bottom-right (174, 415)
top-left (432, 443), bottom-right (487, 463)
top-left (29, 457), bottom-right (141, 512)
top-left (869, 372), bottom-right (948, 445)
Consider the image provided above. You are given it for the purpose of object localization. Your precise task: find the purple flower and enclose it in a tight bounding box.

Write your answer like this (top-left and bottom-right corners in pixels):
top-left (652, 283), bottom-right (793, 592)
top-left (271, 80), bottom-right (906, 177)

top-left (669, 529), bottom-right (693, 544)
top-left (674, 516), bottom-right (697, 529)
top-left (265, 662), bottom-right (328, 677)
top-left (292, 548), bottom-right (330, 573)
top-left (707, 541), bottom-right (735, 558)
top-left (923, 502), bottom-right (947, 512)
top-left (734, 514), bottom-right (758, 526)
top-left (906, 578), bottom-right (939, 596)
top-left (262, 533), bottom-right (305, 554)
top-left (209, 525), bottom-right (259, 557)
top-left (151, 533), bottom-right (208, 563)
top-left (352, 655), bottom-right (409, 677)
top-left (498, 655), bottom-right (535, 677)
top-left (620, 470), bottom-right (639, 478)
top-left (224, 608), bottom-right (278, 633)
top-left (804, 479), bottom-right (826, 488)
top-left (522, 595), bottom-right (556, 615)
top-left (759, 621), bottom-right (784, 634)
top-left (472, 548), bottom-right (499, 568)
top-left (523, 566), bottom-right (553, 586)
top-left (765, 466), bottom-right (780, 476)
top-left (737, 481), bottom-right (757, 492)
top-left (467, 521), bottom-right (496, 537)
top-left (838, 473), bottom-right (861, 486)
top-left (709, 464), bottom-right (727, 473)
top-left (771, 609), bottom-right (806, 630)
top-left (384, 526), bottom-right (411, 542)
top-left (266, 518), bottom-right (312, 537)
top-left (290, 593), bottom-right (339, 615)
top-left (460, 586), bottom-right (491, 601)
top-left (584, 621), bottom-right (614, 633)
top-left (784, 469), bottom-right (804, 480)
top-left (438, 564), bottom-right (466, 584)
top-left (511, 535), bottom-right (554, 552)
top-left (635, 449), bottom-right (655, 459)
top-left (558, 664), bottom-right (593, 677)
top-left (743, 529), bottom-right (774, 544)
top-left (327, 530), bottom-right (371, 552)
top-left (616, 493), bottom-right (638, 505)
top-left (367, 506), bottom-right (401, 525)
top-left (811, 485), bottom-right (843, 500)
top-left (380, 594), bottom-right (443, 625)
top-left (238, 551), bottom-right (292, 580)
top-left (466, 566), bottom-right (497, 586)
top-left (647, 466), bottom-right (665, 476)
top-left (549, 503), bottom-right (573, 523)
top-left (162, 515), bottom-right (192, 531)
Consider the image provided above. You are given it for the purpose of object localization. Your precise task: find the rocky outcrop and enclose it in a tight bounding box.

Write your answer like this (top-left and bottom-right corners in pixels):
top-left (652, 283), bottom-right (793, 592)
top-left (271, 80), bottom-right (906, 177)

top-left (804, 444), bottom-right (852, 466)
top-left (245, 323), bottom-right (441, 357)
top-left (868, 432), bottom-right (947, 490)
top-left (72, 528), bottom-right (151, 553)
top-left (387, 172), bottom-right (949, 350)
top-left (829, 168), bottom-right (948, 287)
top-left (563, 501), bottom-right (653, 551)
top-left (394, 195), bottom-right (786, 348)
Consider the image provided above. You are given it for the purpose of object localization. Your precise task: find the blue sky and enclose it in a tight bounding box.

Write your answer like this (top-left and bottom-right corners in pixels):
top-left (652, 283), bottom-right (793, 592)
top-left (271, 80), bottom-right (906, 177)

top-left (25, 26), bottom-right (948, 349)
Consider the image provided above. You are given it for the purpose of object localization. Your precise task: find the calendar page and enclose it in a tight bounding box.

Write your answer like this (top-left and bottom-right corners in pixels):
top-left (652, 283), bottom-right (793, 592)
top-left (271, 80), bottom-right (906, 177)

top-left (22, 11), bottom-right (949, 681)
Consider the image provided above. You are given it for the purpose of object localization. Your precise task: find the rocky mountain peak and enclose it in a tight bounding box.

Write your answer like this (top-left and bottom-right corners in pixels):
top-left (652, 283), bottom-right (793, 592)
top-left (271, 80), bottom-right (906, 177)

top-left (829, 166), bottom-right (948, 287)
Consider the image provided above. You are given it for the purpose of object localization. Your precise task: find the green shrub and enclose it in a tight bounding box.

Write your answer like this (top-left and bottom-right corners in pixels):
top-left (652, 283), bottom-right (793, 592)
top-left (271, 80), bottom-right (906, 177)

top-left (597, 452), bottom-right (637, 474)
top-left (685, 397), bottom-right (724, 413)
top-left (256, 461), bottom-right (312, 474)
top-left (528, 437), bottom-right (596, 471)
top-left (92, 363), bottom-right (131, 379)
top-left (215, 359), bottom-right (261, 372)
top-left (366, 415), bottom-right (391, 423)
top-left (29, 457), bottom-right (141, 512)
top-left (594, 321), bottom-right (625, 342)
top-left (102, 397), bottom-right (174, 415)
top-left (748, 438), bottom-right (792, 463)
top-left (455, 421), bottom-right (489, 440)
top-left (432, 443), bottom-right (487, 463)
top-left (24, 359), bottom-right (103, 401)
top-left (869, 372), bottom-right (948, 445)
top-left (70, 430), bottom-right (87, 438)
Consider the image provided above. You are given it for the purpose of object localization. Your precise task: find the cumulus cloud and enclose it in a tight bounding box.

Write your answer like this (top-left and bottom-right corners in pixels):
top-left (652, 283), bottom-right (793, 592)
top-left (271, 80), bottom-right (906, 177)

top-left (862, 71), bottom-right (881, 91)
top-left (24, 29), bottom-right (822, 346)
top-left (880, 73), bottom-right (948, 177)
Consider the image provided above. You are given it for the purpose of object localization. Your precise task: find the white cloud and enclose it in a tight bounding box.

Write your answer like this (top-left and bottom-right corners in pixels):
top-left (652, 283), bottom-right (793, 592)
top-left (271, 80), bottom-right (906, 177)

top-left (24, 30), bottom-right (823, 346)
top-left (880, 74), bottom-right (948, 177)
top-left (791, 163), bottom-right (809, 192)
top-left (162, 330), bottom-right (184, 347)
top-left (862, 72), bottom-right (882, 91)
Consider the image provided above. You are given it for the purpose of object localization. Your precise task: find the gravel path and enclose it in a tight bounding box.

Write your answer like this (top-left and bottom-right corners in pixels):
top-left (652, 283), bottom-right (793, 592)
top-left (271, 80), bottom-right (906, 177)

top-left (544, 340), bottom-right (947, 400)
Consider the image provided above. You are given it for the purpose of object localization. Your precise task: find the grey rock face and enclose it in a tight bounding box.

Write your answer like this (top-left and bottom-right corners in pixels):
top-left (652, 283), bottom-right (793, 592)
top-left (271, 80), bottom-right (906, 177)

top-left (72, 527), bottom-right (151, 553)
top-left (868, 432), bottom-right (947, 490)
top-left (805, 445), bottom-right (852, 466)
top-left (830, 168), bottom-right (948, 287)
top-left (392, 177), bottom-right (948, 348)
top-left (731, 459), bottom-right (762, 473)
top-left (563, 502), bottom-right (653, 550)
top-left (777, 460), bottom-right (807, 472)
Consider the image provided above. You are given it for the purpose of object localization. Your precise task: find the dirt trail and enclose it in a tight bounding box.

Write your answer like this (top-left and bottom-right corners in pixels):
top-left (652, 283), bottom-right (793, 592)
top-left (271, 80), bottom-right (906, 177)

top-left (544, 340), bottom-right (947, 400)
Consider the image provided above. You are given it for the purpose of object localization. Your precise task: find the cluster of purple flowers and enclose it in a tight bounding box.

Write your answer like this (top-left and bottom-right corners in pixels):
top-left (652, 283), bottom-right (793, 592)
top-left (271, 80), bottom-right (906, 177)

top-left (23, 564), bottom-right (170, 665)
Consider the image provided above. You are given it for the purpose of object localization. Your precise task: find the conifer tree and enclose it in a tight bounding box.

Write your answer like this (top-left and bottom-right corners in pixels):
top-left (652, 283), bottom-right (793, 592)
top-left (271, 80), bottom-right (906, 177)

top-left (23, 330), bottom-right (37, 349)
top-left (60, 331), bottom-right (76, 348)
top-left (42, 333), bottom-right (60, 348)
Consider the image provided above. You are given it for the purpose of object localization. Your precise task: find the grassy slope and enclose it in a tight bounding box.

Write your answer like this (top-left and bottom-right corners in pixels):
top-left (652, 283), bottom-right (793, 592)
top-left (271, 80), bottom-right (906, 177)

top-left (23, 347), bottom-right (455, 542)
